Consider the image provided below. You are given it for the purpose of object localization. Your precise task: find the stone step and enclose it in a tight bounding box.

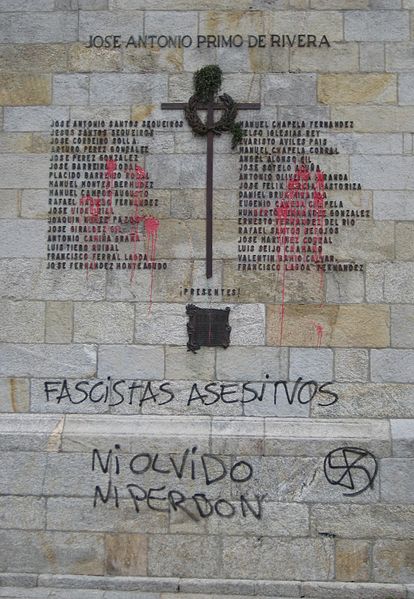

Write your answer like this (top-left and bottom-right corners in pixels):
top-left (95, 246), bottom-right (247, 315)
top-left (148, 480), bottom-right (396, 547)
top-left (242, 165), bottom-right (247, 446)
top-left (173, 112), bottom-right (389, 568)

top-left (0, 577), bottom-right (411, 599)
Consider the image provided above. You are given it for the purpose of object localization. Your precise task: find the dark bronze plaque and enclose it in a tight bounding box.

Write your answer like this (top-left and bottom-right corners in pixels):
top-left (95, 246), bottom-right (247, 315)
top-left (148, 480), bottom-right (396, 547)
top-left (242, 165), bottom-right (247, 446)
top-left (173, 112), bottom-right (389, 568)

top-left (186, 304), bottom-right (231, 353)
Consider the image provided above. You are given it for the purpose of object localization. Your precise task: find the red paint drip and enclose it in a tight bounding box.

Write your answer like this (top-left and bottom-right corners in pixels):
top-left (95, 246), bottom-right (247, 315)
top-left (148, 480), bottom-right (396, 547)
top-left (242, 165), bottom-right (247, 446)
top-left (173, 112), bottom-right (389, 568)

top-left (103, 158), bottom-right (117, 232)
top-left (129, 164), bottom-right (147, 283)
top-left (275, 162), bottom-right (326, 345)
top-left (144, 215), bottom-right (160, 312)
top-left (311, 320), bottom-right (324, 347)
top-left (79, 194), bottom-right (101, 275)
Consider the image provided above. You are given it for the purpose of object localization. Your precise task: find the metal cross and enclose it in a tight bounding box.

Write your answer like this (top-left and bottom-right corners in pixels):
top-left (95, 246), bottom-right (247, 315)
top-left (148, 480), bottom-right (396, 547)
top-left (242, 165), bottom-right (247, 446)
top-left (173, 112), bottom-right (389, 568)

top-left (161, 99), bottom-right (261, 279)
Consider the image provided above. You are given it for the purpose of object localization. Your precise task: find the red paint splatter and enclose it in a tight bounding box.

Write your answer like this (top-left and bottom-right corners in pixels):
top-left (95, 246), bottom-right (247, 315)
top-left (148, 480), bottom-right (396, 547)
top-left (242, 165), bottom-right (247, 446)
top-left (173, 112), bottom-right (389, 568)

top-left (75, 160), bottom-right (160, 305)
top-left (80, 194), bottom-right (101, 222)
top-left (275, 162), bottom-right (327, 345)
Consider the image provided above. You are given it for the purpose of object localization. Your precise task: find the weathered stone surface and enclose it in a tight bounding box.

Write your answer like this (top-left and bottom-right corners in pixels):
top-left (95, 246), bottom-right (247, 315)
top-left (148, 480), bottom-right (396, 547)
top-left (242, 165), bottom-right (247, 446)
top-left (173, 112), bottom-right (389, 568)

top-left (0, 301), bottom-right (45, 343)
top-left (61, 414), bottom-right (211, 454)
top-left (243, 381), bottom-right (310, 419)
top-left (105, 534), bottom-right (147, 576)
top-left (216, 347), bottom-right (288, 381)
top-left (247, 45), bottom-right (289, 74)
top-left (47, 500), bottom-right (168, 536)
top-left (0, 530), bottom-right (105, 575)
top-left (0, 344), bottom-right (96, 378)
top-left (0, 220), bottom-right (46, 258)
top-left (227, 304), bottom-right (266, 345)
top-left (74, 303), bottom-right (134, 343)
top-left (334, 349), bottom-right (369, 383)
top-left (0, 74), bottom-right (51, 106)
top-left (4, 107), bottom-right (68, 132)
top-left (266, 9), bottom-right (343, 39)
top-left (386, 42), bottom-right (414, 71)
top-left (311, 504), bottom-right (414, 538)
top-left (0, 0), bottom-right (55, 10)
top-left (169, 72), bottom-right (260, 104)
top-left (68, 43), bottom-right (122, 72)
top-left (170, 189), bottom-right (235, 220)
top-left (264, 418), bottom-right (390, 457)
top-left (165, 347), bottom-right (215, 379)
top-left (0, 190), bottom-right (19, 218)
top-left (318, 74), bottom-right (396, 104)
top-left (222, 536), bottom-right (334, 580)
top-left (111, 0), bottom-right (252, 7)
top-left (263, 74), bottom-right (316, 105)
top-left (199, 10), bottom-right (263, 37)
top-left (391, 305), bottom-right (414, 348)
top-left (371, 349), bottom-right (414, 383)
top-left (0, 12), bottom-right (78, 43)
top-left (380, 458), bottom-right (414, 502)
top-left (0, 496), bottom-right (45, 531)
top-left (373, 540), bottom-right (414, 583)
top-left (145, 10), bottom-right (197, 37)
top-left (366, 262), bottom-right (414, 303)
top-left (326, 271), bottom-right (365, 304)
top-left (124, 47), bottom-right (183, 74)
top-left (312, 383), bottom-right (414, 419)
top-left (239, 454), bottom-right (378, 504)
top-left (0, 259), bottom-right (106, 301)
top-left (0, 44), bottom-right (67, 72)
top-left (374, 191), bottom-right (414, 220)
top-left (90, 74), bottom-right (167, 105)
top-left (290, 44), bottom-right (359, 73)
top-left (335, 540), bottom-right (370, 582)
top-left (223, 262), bottom-right (324, 304)
top-left (206, 502), bottom-right (309, 537)
top-left (310, 0), bottom-right (367, 6)
top-left (150, 220), bottom-right (237, 260)
top-left (148, 535), bottom-right (221, 578)
top-left (0, 451), bottom-right (46, 494)
top-left (98, 345), bottom-right (163, 378)
top-left (351, 155), bottom-right (414, 189)
top-left (360, 42), bottom-right (385, 71)
top-left (39, 574), bottom-right (178, 591)
top-left (332, 221), bottom-right (395, 262)
top-left (290, 348), bottom-right (333, 381)
top-left (266, 304), bottom-right (390, 348)
top-left (331, 106), bottom-right (414, 132)
top-left (0, 156), bottom-right (48, 189)
top-left (302, 581), bottom-right (407, 599)
top-left (345, 10), bottom-right (409, 41)
top-left (398, 72), bottom-right (414, 105)
top-left (0, 379), bottom-right (29, 413)
top-left (21, 190), bottom-right (49, 219)
top-left (45, 301), bottom-right (73, 343)
top-left (135, 303), bottom-right (187, 345)
top-left (53, 74), bottom-right (89, 105)
top-left (106, 260), bottom-right (190, 303)
top-left (391, 419), bottom-right (414, 456)
top-left (396, 223), bottom-right (414, 260)
top-left (79, 10), bottom-right (144, 41)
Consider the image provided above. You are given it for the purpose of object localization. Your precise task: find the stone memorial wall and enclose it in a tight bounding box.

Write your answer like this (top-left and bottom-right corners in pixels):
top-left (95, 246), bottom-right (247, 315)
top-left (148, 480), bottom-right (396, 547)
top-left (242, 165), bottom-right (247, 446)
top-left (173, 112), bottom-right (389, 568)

top-left (0, 0), bottom-right (413, 597)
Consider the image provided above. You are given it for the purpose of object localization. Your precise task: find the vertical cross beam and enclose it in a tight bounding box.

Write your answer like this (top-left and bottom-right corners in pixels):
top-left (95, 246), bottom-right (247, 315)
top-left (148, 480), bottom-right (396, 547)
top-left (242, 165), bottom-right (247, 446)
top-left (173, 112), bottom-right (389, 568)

top-left (205, 102), bottom-right (214, 279)
top-left (161, 100), bottom-right (261, 278)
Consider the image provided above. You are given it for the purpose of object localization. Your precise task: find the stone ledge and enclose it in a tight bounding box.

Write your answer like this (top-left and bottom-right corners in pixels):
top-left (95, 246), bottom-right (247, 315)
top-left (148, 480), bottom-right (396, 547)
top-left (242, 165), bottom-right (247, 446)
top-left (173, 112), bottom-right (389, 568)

top-left (0, 414), bottom-right (396, 456)
top-left (0, 575), bottom-right (407, 598)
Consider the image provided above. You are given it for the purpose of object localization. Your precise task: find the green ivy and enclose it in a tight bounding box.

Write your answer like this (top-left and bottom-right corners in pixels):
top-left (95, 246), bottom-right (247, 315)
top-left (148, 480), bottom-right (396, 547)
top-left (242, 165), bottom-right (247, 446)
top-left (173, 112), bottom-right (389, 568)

top-left (194, 65), bottom-right (223, 102)
top-left (231, 121), bottom-right (243, 149)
